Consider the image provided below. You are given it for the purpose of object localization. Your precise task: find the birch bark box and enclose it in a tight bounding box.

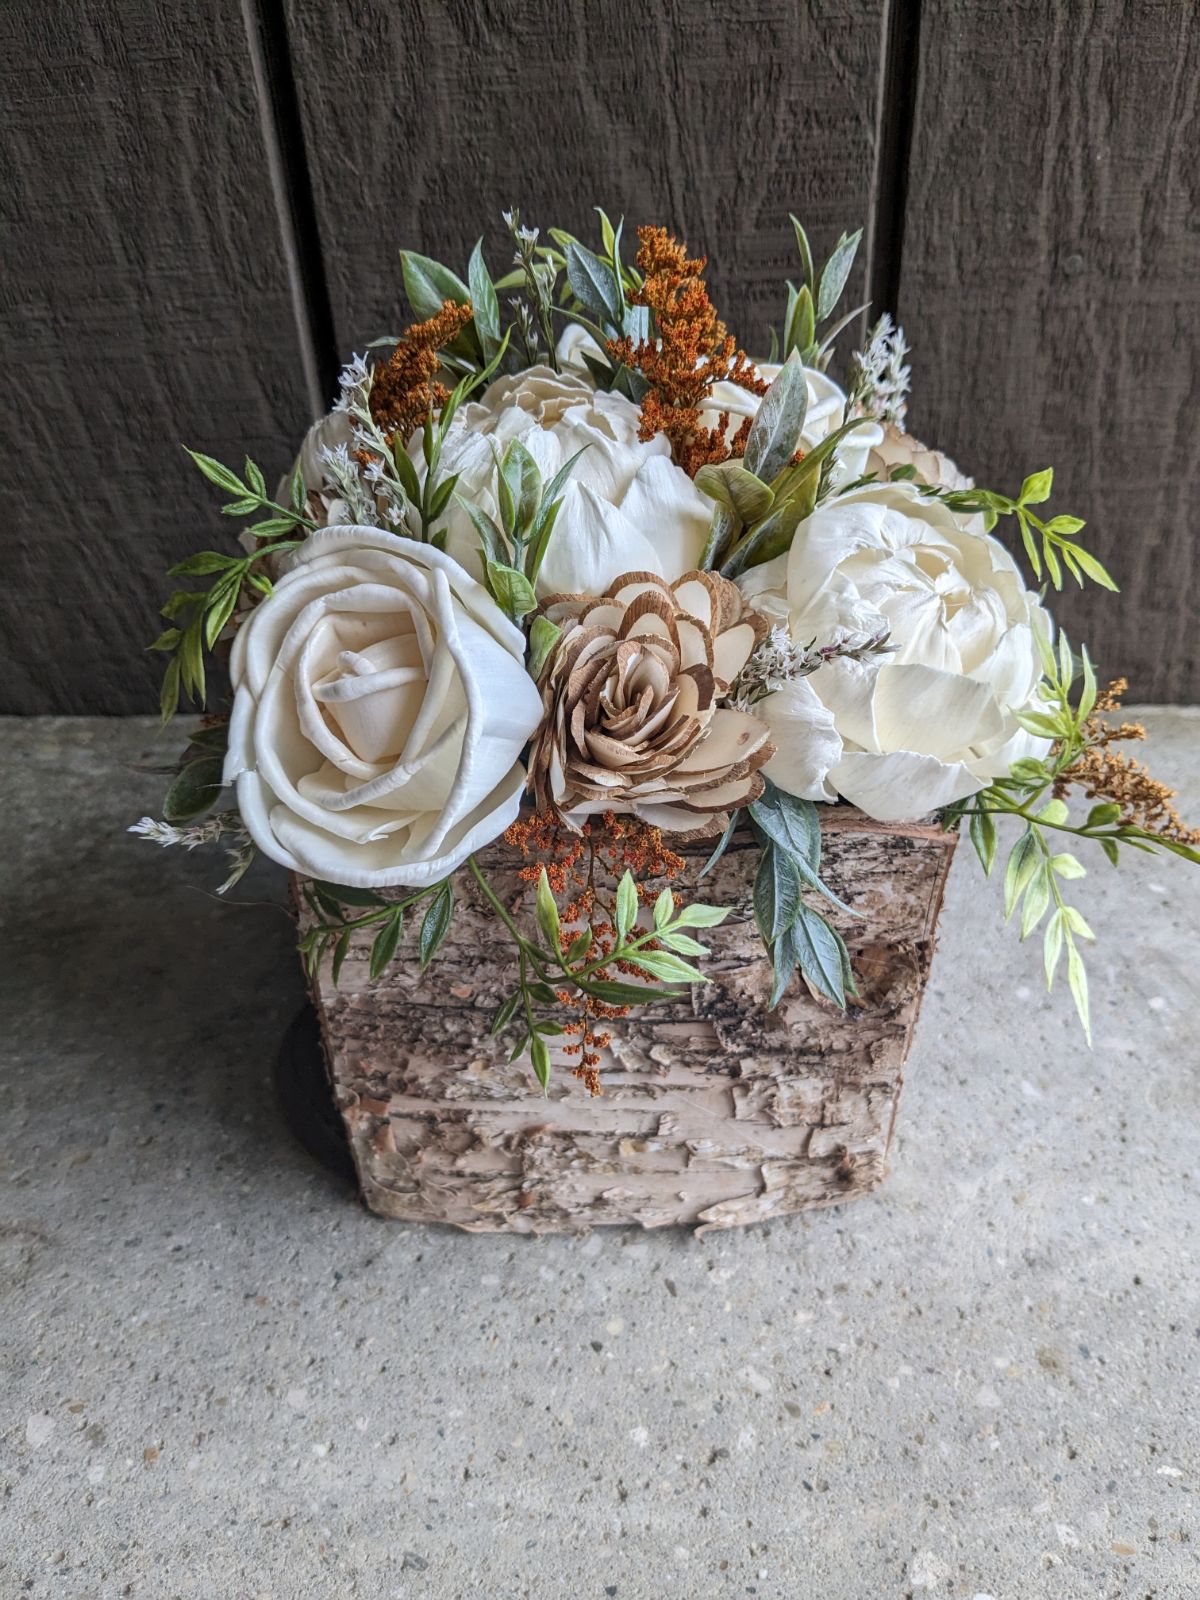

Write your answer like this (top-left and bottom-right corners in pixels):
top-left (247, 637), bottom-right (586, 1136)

top-left (296, 809), bottom-right (956, 1233)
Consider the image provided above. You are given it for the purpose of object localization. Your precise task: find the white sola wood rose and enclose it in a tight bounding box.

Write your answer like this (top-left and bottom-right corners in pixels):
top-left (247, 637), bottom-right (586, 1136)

top-left (421, 365), bottom-right (714, 597)
top-left (223, 528), bottom-right (543, 886)
top-left (739, 482), bottom-right (1049, 821)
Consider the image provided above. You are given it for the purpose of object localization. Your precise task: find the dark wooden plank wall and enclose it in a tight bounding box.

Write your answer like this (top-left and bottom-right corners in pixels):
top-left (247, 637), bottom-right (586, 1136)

top-left (0, 0), bottom-right (318, 715)
top-left (2, 1), bottom-right (1196, 711)
top-left (899, 0), bottom-right (1200, 702)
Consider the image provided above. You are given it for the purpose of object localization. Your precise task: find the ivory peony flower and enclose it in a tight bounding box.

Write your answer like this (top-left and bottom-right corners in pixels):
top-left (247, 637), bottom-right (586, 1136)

top-left (740, 482), bottom-right (1049, 820)
top-left (422, 366), bottom-right (714, 597)
top-left (868, 422), bottom-right (973, 493)
top-left (529, 570), bottom-right (772, 836)
top-left (223, 528), bottom-right (543, 886)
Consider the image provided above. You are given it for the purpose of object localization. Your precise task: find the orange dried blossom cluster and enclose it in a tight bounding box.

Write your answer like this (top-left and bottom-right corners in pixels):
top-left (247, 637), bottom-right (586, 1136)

top-left (1055, 679), bottom-right (1200, 845)
top-left (606, 227), bottom-right (766, 477)
top-left (504, 809), bottom-right (686, 1094)
top-left (368, 300), bottom-right (474, 444)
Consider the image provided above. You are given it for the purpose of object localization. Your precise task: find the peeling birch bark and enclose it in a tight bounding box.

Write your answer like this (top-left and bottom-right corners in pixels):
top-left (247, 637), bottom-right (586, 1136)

top-left (295, 810), bottom-right (957, 1233)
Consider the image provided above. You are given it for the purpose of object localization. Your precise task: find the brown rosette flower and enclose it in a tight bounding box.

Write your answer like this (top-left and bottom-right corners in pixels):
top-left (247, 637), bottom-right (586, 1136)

top-left (528, 571), bottom-right (773, 836)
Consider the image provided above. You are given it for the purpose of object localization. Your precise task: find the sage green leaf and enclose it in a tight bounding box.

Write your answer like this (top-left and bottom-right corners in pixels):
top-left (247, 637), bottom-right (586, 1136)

top-left (768, 933), bottom-right (797, 1009)
top-left (565, 928), bottom-right (593, 963)
top-left (147, 628), bottom-right (181, 653)
top-left (527, 614), bottom-right (561, 680)
top-left (753, 844), bottom-right (801, 943)
top-left (1068, 547), bottom-right (1118, 590)
top-left (331, 929), bottom-right (351, 987)
top-left (696, 809), bottom-right (740, 877)
top-left (159, 657), bottom-right (182, 725)
top-left (789, 214), bottom-right (815, 292)
top-left (500, 439), bottom-right (542, 535)
top-left (244, 458), bottom-right (266, 497)
top-left (693, 461), bottom-right (775, 524)
top-left (1019, 865), bottom-right (1051, 939)
top-left (489, 993), bottom-right (520, 1037)
top-left (1043, 906), bottom-right (1065, 986)
top-left (652, 887), bottom-right (675, 930)
top-left (400, 250), bottom-right (470, 320)
top-left (1003, 828), bottom-right (1039, 919)
top-left (783, 281), bottom-right (815, 358)
top-left (529, 1034), bottom-right (552, 1091)
top-left (565, 241), bottom-right (622, 326)
top-left (1066, 940), bottom-right (1091, 1045)
top-left (369, 913), bottom-right (403, 980)
top-left (968, 808), bottom-right (998, 875)
top-left (163, 756), bottom-right (224, 823)
top-left (615, 871), bottom-right (638, 942)
top-left (418, 881), bottom-right (454, 970)
top-left (749, 782), bottom-right (819, 868)
top-left (535, 867), bottom-right (561, 950)
top-left (485, 560), bottom-right (537, 619)
top-left (816, 229), bottom-right (862, 322)
top-left (467, 238), bottom-right (501, 352)
top-left (457, 497), bottom-right (509, 566)
top-left (1037, 798), bottom-right (1070, 826)
top-left (743, 351), bottom-right (807, 484)
top-left (789, 904), bottom-right (849, 1008)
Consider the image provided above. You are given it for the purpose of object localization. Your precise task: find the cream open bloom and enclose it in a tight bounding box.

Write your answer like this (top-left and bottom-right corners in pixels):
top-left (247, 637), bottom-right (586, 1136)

top-left (739, 482), bottom-right (1049, 821)
top-left (223, 529), bottom-right (543, 886)
top-left (420, 366), bottom-right (714, 597)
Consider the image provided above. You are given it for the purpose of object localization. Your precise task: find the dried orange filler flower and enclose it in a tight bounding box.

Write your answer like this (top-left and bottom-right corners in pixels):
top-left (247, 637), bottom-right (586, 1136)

top-left (607, 227), bottom-right (765, 476)
top-left (368, 299), bottom-right (474, 445)
top-left (1055, 679), bottom-right (1200, 845)
top-left (504, 809), bottom-right (686, 1093)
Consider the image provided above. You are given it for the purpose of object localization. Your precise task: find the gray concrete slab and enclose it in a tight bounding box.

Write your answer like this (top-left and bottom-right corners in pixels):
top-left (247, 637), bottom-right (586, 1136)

top-left (2, 712), bottom-right (1198, 1600)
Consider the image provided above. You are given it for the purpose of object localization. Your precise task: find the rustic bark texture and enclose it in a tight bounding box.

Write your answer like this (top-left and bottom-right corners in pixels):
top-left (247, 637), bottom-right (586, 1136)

top-left (298, 812), bottom-right (957, 1233)
top-left (898, 0), bottom-right (1200, 702)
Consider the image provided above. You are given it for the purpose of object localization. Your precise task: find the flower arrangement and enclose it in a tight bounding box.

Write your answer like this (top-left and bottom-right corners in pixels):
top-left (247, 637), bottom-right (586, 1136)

top-left (133, 208), bottom-right (1199, 1088)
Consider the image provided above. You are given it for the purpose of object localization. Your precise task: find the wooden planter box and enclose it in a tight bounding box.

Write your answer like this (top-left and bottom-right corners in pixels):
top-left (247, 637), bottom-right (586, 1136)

top-left (296, 810), bottom-right (956, 1233)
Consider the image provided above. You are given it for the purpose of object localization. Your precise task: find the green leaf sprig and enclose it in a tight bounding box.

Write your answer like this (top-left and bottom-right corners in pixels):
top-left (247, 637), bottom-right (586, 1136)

top-left (746, 781), bottom-right (860, 1008)
top-left (774, 218), bottom-right (867, 370)
top-left (457, 437), bottom-right (588, 624)
top-left (946, 630), bottom-right (1200, 1040)
top-left (470, 858), bottom-right (729, 1091)
top-left (299, 878), bottom-right (455, 986)
top-left (155, 453), bottom-right (314, 721)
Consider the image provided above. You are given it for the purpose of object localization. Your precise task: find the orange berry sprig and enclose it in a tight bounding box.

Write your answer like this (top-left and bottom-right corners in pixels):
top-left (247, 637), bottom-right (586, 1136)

top-left (606, 227), bottom-right (766, 477)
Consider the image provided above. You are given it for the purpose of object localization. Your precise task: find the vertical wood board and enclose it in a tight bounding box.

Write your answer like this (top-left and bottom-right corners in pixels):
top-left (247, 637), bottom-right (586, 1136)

top-left (0, 0), bottom-right (315, 713)
top-left (282, 0), bottom-right (889, 363)
top-left (898, 0), bottom-right (1200, 701)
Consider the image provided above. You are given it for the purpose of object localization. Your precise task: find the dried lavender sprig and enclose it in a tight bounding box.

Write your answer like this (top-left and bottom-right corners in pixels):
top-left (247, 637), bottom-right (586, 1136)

top-left (732, 625), bottom-right (894, 709)
top-left (129, 811), bottom-right (256, 894)
top-left (849, 313), bottom-right (911, 426)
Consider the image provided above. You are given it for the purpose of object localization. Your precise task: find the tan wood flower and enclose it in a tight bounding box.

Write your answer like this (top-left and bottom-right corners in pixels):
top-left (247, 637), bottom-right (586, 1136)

top-left (529, 570), bottom-right (773, 836)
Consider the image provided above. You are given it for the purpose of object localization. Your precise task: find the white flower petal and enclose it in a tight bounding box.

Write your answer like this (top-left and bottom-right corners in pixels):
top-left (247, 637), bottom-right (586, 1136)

top-left (830, 749), bottom-right (983, 821)
top-left (758, 677), bottom-right (843, 802)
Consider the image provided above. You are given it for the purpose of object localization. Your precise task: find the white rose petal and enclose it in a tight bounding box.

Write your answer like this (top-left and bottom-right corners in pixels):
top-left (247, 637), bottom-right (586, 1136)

top-left (759, 678), bottom-right (842, 802)
top-left (223, 529), bottom-right (542, 886)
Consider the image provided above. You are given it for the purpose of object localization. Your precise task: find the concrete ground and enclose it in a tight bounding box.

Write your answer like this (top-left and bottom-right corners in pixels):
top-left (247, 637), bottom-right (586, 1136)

top-left (2, 712), bottom-right (1198, 1600)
